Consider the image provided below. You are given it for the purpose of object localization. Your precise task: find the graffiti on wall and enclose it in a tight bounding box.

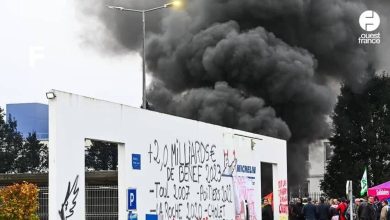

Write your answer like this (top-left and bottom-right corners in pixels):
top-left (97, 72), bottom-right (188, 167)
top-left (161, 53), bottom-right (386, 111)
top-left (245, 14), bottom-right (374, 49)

top-left (278, 180), bottom-right (288, 220)
top-left (59, 175), bottom-right (80, 219)
top-left (147, 139), bottom-right (235, 220)
top-left (222, 150), bottom-right (237, 176)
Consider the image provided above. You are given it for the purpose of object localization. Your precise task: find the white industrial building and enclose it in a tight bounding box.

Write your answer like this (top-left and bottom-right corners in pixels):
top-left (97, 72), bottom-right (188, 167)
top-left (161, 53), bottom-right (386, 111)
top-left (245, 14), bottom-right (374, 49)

top-left (306, 140), bottom-right (333, 195)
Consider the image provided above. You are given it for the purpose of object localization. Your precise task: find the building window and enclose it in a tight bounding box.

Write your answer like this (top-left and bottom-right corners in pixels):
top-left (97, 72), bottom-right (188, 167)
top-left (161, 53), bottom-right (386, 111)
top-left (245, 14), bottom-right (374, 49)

top-left (325, 142), bottom-right (334, 160)
top-left (303, 181), bottom-right (310, 196)
top-left (304, 145), bottom-right (309, 161)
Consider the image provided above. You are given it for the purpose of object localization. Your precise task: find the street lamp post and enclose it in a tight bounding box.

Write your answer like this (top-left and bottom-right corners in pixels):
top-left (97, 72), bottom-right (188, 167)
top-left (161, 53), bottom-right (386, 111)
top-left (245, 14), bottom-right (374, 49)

top-left (107, 2), bottom-right (179, 109)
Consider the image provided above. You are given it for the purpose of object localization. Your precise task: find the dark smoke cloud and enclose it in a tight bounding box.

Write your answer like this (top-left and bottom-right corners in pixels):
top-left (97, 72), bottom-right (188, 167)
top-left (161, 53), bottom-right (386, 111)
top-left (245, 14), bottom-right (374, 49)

top-left (180, 0), bottom-right (376, 89)
top-left (148, 81), bottom-right (291, 139)
top-left (146, 20), bottom-right (336, 142)
top-left (77, 0), bottom-right (387, 187)
top-left (145, 20), bottom-right (336, 187)
top-left (370, 1), bottom-right (390, 72)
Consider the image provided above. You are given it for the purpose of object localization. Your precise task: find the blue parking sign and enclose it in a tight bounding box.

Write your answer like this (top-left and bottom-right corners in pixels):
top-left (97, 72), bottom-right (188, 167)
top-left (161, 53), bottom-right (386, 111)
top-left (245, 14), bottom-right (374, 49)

top-left (127, 188), bottom-right (137, 210)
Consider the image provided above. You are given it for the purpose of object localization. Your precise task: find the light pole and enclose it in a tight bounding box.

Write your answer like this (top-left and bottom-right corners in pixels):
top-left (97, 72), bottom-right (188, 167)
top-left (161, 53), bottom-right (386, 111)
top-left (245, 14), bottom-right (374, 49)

top-left (107, 1), bottom-right (180, 109)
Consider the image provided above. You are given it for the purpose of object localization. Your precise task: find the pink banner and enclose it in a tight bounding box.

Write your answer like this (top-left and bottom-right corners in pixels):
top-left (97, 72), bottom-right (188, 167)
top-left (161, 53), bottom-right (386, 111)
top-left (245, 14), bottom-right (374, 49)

top-left (233, 176), bottom-right (257, 220)
top-left (368, 181), bottom-right (390, 201)
top-left (368, 188), bottom-right (390, 201)
top-left (278, 180), bottom-right (289, 220)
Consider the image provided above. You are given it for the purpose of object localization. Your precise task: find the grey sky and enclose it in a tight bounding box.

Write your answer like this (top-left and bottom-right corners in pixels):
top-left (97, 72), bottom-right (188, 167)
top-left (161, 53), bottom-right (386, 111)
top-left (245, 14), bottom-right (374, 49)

top-left (0, 0), bottom-right (143, 109)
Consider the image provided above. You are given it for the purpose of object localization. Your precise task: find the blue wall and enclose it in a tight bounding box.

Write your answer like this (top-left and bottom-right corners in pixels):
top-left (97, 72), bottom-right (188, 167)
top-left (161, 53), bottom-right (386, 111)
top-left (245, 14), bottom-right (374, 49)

top-left (6, 103), bottom-right (48, 140)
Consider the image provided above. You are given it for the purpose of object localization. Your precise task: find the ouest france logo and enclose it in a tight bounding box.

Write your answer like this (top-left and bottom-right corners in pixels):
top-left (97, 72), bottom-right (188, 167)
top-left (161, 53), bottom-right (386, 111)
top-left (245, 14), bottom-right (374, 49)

top-left (358, 10), bottom-right (381, 44)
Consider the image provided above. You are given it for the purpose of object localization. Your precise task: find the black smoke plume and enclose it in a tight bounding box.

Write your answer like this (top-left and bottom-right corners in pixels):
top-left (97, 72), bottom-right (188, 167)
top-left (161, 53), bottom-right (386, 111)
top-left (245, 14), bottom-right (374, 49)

top-left (77, 0), bottom-right (387, 189)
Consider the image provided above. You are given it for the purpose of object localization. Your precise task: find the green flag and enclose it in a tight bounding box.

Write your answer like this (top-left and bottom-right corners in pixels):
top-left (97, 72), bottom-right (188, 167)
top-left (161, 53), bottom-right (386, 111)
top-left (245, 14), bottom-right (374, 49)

top-left (360, 167), bottom-right (368, 196)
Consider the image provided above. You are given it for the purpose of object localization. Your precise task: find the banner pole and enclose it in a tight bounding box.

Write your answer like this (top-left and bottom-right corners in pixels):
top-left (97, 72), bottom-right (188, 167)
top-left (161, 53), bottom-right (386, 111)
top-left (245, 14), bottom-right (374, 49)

top-left (350, 181), bottom-right (353, 220)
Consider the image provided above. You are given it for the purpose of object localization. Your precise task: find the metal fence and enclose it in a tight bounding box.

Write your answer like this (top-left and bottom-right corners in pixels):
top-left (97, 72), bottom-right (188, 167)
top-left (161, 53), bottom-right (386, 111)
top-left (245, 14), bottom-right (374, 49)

top-left (306, 192), bottom-right (325, 202)
top-left (37, 185), bottom-right (118, 220)
top-left (38, 187), bottom-right (49, 219)
top-left (289, 191), bottom-right (328, 202)
top-left (85, 185), bottom-right (118, 220)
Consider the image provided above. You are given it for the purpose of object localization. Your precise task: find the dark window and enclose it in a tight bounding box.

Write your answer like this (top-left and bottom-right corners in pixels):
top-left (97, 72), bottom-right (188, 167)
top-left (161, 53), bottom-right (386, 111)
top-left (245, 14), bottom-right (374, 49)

top-left (325, 142), bottom-right (334, 160)
top-left (304, 145), bottom-right (309, 161)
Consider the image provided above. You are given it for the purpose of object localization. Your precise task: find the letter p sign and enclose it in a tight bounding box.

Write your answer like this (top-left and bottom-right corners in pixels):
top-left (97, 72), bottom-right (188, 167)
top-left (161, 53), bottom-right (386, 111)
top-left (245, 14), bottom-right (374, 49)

top-left (127, 188), bottom-right (137, 210)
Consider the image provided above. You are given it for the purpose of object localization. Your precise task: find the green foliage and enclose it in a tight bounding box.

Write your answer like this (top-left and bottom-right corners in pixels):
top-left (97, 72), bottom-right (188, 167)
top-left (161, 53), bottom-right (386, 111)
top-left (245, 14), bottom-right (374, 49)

top-left (0, 108), bottom-right (23, 173)
top-left (321, 74), bottom-right (390, 197)
top-left (85, 140), bottom-right (118, 171)
top-left (15, 132), bottom-right (48, 173)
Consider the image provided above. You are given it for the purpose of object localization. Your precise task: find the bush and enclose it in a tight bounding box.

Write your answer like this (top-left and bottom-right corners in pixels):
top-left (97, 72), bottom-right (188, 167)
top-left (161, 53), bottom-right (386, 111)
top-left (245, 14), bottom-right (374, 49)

top-left (0, 182), bottom-right (39, 220)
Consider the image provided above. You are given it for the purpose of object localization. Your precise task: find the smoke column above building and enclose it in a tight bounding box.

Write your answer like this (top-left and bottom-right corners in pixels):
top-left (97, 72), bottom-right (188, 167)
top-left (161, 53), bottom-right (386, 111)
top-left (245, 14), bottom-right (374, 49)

top-left (77, 0), bottom-right (388, 188)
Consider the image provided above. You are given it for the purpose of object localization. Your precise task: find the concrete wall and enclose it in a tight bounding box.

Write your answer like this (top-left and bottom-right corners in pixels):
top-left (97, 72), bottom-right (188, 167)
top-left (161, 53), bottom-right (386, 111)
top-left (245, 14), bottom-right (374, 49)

top-left (48, 90), bottom-right (288, 220)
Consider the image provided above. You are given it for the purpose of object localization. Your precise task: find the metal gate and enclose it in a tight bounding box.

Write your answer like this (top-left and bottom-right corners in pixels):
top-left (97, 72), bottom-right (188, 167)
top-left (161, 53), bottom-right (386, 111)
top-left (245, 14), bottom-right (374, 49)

top-left (38, 185), bottom-right (118, 220)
